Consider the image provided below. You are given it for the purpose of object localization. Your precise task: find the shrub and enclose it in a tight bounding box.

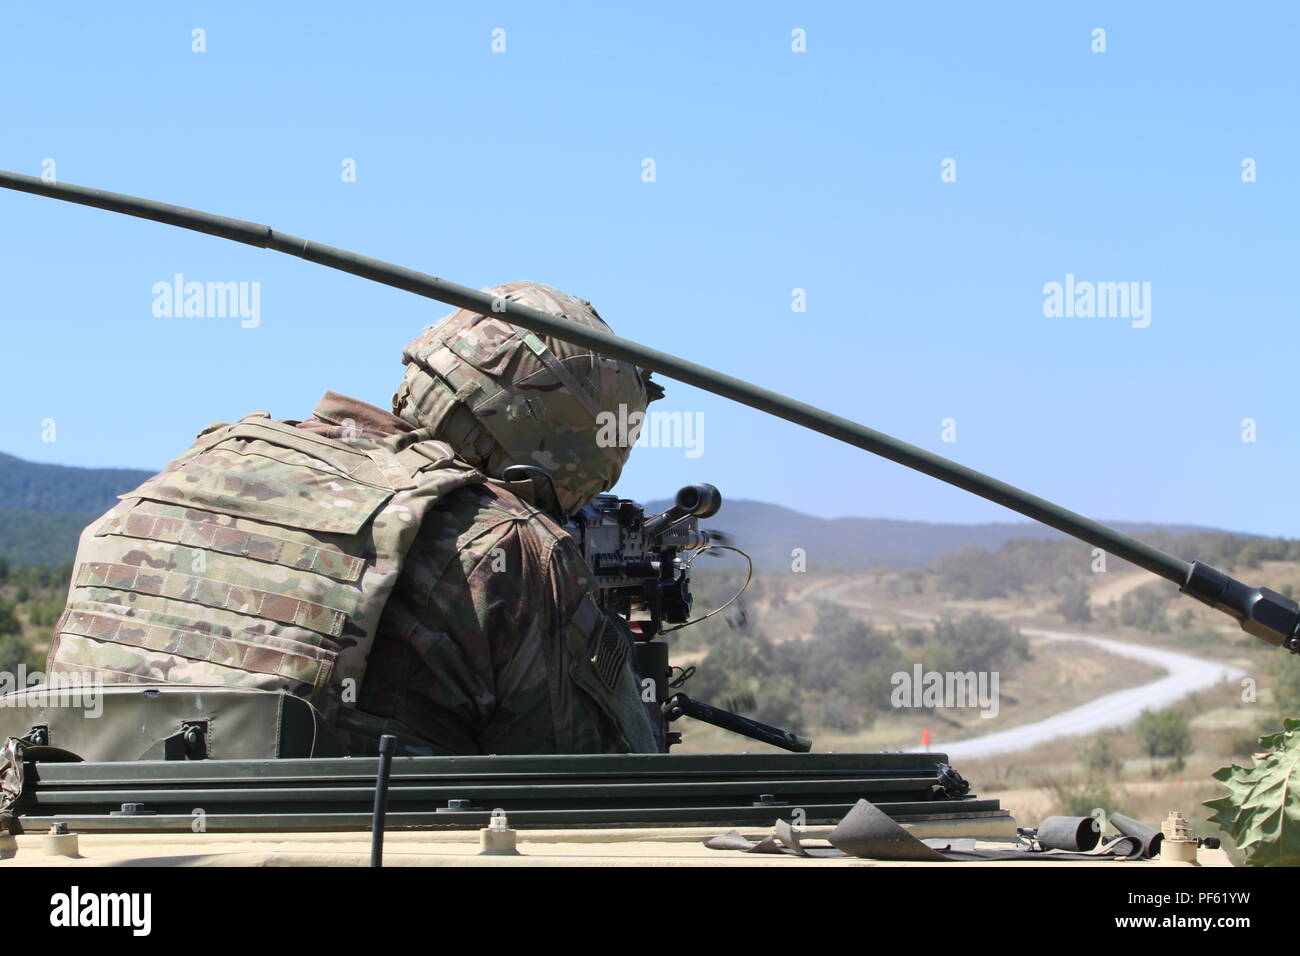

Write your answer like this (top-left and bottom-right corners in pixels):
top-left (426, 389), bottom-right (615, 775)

top-left (1135, 707), bottom-right (1192, 768)
top-left (1082, 734), bottom-right (1121, 775)
top-left (1054, 580), bottom-right (1093, 623)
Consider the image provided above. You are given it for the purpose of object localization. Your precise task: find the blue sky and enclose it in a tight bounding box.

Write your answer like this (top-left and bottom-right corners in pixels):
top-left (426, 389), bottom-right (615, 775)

top-left (1, 2), bottom-right (1297, 538)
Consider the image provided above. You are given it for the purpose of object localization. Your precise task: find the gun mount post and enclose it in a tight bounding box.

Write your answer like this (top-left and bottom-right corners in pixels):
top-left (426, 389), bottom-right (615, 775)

top-left (370, 734), bottom-right (396, 868)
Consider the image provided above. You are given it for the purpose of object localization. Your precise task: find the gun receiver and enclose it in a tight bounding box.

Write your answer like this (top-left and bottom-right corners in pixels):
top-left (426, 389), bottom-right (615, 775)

top-left (568, 484), bottom-right (812, 751)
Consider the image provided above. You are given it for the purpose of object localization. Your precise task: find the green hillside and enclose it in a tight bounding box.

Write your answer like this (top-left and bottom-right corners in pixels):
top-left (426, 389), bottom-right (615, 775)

top-left (0, 449), bottom-right (1270, 573)
top-left (649, 496), bottom-right (1226, 573)
top-left (0, 508), bottom-right (96, 567)
top-left (0, 450), bottom-right (150, 514)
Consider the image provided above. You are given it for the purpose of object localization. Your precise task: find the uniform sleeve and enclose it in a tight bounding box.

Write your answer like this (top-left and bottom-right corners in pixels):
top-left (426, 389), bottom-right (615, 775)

top-left (412, 510), bottom-right (571, 751)
top-left (367, 485), bottom-right (657, 754)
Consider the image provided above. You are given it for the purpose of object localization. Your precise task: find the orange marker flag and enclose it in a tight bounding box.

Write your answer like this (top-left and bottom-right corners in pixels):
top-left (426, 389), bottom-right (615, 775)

top-left (921, 728), bottom-right (931, 751)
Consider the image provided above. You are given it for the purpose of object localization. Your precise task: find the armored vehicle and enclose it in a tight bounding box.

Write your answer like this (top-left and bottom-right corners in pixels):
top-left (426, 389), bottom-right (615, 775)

top-left (0, 170), bottom-right (1280, 866)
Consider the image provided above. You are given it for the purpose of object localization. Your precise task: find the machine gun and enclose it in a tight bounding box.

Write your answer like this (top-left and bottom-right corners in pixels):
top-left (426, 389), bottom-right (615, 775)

top-left (569, 484), bottom-right (811, 752)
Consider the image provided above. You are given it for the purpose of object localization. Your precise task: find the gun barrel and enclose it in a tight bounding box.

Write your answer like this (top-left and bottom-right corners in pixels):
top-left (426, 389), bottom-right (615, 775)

top-left (8, 169), bottom-right (1284, 645)
top-left (665, 694), bottom-right (813, 753)
top-left (644, 483), bottom-right (721, 540)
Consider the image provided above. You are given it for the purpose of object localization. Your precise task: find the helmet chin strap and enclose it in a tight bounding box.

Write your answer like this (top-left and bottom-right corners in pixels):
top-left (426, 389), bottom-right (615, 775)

top-left (499, 465), bottom-right (566, 522)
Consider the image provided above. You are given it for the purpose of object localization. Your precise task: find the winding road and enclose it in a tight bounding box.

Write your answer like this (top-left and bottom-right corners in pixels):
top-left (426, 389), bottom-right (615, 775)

top-left (808, 579), bottom-right (1246, 760)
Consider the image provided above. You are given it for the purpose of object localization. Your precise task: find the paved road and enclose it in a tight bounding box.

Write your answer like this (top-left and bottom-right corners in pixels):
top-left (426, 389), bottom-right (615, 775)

top-left (808, 579), bottom-right (1246, 760)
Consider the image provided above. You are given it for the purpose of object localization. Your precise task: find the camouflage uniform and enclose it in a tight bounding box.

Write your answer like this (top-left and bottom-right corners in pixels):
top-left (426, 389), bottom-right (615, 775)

top-left (298, 392), bottom-right (657, 755)
top-left (48, 281), bottom-right (660, 756)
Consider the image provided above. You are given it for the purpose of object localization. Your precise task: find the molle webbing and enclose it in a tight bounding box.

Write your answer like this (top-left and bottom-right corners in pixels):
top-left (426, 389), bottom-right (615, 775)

top-left (73, 560), bottom-right (348, 636)
top-left (97, 505), bottom-right (365, 582)
top-left (48, 412), bottom-right (484, 721)
top-left (56, 606), bottom-right (334, 688)
top-left (514, 329), bottom-right (603, 419)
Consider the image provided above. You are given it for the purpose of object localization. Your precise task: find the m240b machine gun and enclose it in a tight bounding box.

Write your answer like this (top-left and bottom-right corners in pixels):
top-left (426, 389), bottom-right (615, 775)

top-left (569, 484), bottom-right (812, 753)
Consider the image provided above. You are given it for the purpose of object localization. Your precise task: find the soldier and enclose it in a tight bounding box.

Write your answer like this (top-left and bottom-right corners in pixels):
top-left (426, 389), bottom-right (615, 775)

top-left (48, 281), bottom-right (661, 756)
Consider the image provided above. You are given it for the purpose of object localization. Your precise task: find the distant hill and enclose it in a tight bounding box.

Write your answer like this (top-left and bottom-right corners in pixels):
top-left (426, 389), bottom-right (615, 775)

top-left (648, 497), bottom-right (1227, 573)
top-left (0, 451), bottom-right (151, 514)
top-left (0, 452), bottom-right (151, 567)
top-left (0, 508), bottom-right (96, 568)
top-left (0, 450), bottom-right (1245, 571)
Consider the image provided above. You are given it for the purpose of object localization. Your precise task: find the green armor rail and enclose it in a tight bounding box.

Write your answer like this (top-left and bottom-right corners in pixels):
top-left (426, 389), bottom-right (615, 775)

top-left (12, 751), bottom-right (1001, 833)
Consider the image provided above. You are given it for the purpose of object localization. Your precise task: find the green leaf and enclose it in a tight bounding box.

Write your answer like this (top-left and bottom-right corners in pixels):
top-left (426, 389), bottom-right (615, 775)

top-left (1205, 717), bottom-right (1300, 866)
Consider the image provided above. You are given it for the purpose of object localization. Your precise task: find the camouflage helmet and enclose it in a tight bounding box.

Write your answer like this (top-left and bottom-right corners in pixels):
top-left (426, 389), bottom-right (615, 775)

top-left (393, 281), bottom-right (660, 515)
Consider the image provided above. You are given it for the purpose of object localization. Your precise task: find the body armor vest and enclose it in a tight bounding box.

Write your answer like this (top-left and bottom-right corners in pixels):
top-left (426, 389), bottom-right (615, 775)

top-left (48, 412), bottom-right (484, 722)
